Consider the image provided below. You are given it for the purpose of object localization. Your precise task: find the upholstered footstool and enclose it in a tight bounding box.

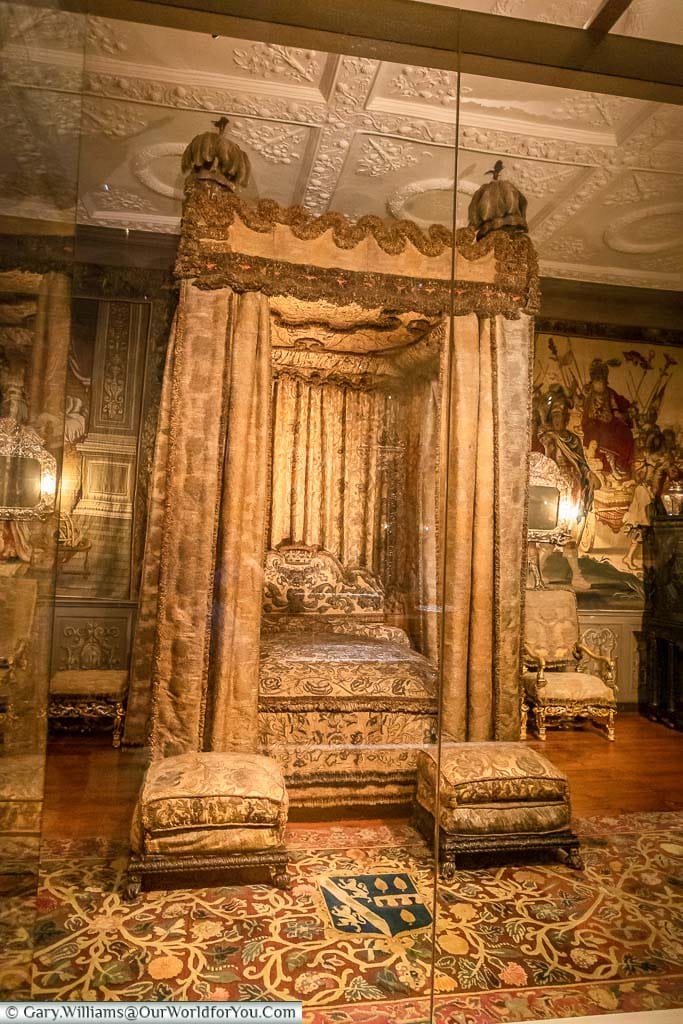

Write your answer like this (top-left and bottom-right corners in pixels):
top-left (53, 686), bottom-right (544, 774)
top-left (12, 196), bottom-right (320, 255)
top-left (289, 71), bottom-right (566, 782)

top-left (49, 669), bottom-right (128, 747)
top-left (125, 752), bottom-right (289, 899)
top-left (413, 742), bottom-right (582, 880)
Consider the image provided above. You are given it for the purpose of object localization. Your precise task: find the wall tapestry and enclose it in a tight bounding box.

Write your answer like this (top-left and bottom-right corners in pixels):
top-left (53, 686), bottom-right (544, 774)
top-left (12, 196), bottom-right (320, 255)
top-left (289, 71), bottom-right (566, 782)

top-left (533, 331), bottom-right (682, 609)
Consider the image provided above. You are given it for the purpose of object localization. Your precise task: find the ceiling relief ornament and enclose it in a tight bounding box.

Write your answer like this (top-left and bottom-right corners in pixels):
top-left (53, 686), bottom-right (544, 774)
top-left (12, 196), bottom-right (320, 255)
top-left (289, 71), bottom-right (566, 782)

top-left (537, 235), bottom-right (599, 263)
top-left (84, 186), bottom-right (156, 212)
top-left (504, 160), bottom-right (577, 199)
top-left (603, 203), bottom-right (683, 255)
top-left (0, 5), bottom-right (85, 50)
top-left (228, 120), bottom-right (307, 165)
top-left (85, 72), bottom-right (329, 127)
top-left (82, 100), bottom-right (148, 139)
top-left (553, 92), bottom-right (632, 130)
top-left (356, 138), bottom-right (431, 178)
top-left (603, 171), bottom-right (683, 207)
top-left (330, 57), bottom-right (378, 120)
top-left (232, 43), bottom-right (321, 84)
top-left (389, 67), bottom-right (458, 105)
top-left (532, 167), bottom-right (613, 243)
top-left (86, 17), bottom-right (128, 56)
top-left (17, 92), bottom-right (147, 140)
top-left (300, 128), bottom-right (350, 215)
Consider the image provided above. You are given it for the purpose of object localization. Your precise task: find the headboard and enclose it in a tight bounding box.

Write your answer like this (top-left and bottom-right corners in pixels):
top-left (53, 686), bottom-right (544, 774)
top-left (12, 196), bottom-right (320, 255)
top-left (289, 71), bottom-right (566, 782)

top-left (263, 544), bottom-right (384, 620)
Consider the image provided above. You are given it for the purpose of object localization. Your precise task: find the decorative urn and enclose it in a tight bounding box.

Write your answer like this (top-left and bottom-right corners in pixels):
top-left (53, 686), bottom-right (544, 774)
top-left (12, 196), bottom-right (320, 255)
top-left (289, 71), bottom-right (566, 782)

top-left (468, 160), bottom-right (528, 240)
top-left (181, 116), bottom-right (251, 191)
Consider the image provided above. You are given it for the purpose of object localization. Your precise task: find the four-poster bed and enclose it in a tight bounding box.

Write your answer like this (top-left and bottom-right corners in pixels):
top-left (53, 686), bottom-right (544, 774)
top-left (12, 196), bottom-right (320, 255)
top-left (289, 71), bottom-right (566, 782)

top-left (124, 175), bottom-right (539, 808)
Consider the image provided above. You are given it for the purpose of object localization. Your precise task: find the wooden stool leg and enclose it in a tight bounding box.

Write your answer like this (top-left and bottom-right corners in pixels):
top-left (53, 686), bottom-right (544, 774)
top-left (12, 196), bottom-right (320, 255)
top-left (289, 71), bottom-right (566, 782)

top-left (122, 868), bottom-right (142, 901)
top-left (270, 864), bottom-right (289, 890)
top-left (439, 860), bottom-right (456, 883)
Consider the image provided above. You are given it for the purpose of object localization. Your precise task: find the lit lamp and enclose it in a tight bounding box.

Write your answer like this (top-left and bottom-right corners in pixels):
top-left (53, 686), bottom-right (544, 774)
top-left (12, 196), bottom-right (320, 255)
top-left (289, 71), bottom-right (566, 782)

top-left (0, 419), bottom-right (58, 520)
top-left (527, 453), bottom-right (576, 589)
top-left (558, 496), bottom-right (582, 531)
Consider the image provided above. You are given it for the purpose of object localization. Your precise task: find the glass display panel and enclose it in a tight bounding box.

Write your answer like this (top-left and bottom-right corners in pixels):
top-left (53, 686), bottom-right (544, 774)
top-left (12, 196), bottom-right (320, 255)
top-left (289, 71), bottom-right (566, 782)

top-left (27, 11), bottom-right (463, 1015)
top-left (0, 0), bottom-right (86, 1000)
top-left (431, 57), bottom-right (683, 1016)
top-left (2, 0), bottom-right (680, 1015)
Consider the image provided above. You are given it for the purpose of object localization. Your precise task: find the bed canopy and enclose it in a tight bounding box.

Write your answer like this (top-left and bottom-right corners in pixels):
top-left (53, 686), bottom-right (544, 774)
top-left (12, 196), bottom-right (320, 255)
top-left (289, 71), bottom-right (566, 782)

top-left (124, 177), bottom-right (539, 758)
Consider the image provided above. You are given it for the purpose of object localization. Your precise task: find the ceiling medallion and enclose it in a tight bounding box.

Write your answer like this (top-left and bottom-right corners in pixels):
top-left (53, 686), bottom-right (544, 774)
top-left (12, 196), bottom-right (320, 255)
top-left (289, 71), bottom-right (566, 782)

top-left (603, 202), bottom-right (683, 254)
top-left (132, 142), bottom-right (185, 200)
top-left (386, 177), bottom-right (480, 228)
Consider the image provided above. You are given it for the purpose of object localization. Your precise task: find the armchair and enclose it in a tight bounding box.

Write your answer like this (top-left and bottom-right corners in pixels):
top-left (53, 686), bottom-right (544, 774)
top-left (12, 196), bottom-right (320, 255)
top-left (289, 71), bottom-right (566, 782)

top-left (521, 588), bottom-right (617, 741)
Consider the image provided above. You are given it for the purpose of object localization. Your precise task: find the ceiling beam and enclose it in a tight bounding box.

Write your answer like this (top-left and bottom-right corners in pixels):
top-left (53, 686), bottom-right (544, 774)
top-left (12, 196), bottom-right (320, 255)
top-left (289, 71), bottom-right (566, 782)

top-left (78, 0), bottom-right (683, 104)
top-left (585, 0), bottom-right (634, 37)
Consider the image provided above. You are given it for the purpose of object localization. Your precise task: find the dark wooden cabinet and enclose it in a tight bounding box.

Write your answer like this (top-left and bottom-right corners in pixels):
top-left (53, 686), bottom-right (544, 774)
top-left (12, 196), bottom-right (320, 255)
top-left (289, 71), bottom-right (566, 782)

top-left (640, 516), bottom-right (683, 730)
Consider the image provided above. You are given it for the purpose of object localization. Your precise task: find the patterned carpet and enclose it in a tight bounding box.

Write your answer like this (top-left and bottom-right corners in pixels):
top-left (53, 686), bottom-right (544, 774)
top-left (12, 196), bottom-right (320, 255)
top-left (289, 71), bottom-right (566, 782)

top-left (4, 814), bottom-right (683, 1022)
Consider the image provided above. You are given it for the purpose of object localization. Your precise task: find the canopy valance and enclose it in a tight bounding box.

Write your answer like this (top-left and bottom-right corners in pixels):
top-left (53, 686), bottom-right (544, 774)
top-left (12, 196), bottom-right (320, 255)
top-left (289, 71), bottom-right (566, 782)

top-left (176, 180), bottom-right (539, 319)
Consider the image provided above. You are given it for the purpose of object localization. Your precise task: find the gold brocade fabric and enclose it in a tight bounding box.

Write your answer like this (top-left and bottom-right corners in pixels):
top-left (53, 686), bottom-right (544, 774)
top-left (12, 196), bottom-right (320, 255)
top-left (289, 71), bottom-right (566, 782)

top-left (130, 752), bottom-right (288, 855)
top-left (49, 670), bottom-right (128, 698)
top-left (524, 588), bottom-right (582, 665)
top-left (258, 618), bottom-right (437, 800)
top-left (27, 272), bottom-right (71, 430)
top-left (523, 671), bottom-right (617, 705)
top-left (418, 744), bottom-right (569, 805)
top-left (440, 315), bottom-right (532, 741)
top-left (259, 709), bottom-right (435, 748)
top-left (125, 285), bottom-right (272, 755)
top-left (416, 744), bottom-right (571, 835)
top-left (259, 631), bottom-right (437, 704)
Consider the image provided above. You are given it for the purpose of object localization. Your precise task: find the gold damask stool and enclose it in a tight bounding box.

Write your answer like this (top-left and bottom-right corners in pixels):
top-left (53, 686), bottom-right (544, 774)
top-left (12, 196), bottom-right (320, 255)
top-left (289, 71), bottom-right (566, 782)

top-left (48, 669), bottom-right (128, 747)
top-left (522, 588), bottom-right (617, 741)
top-left (125, 752), bottom-right (289, 899)
top-left (413, 742), bottom-right (582, 880)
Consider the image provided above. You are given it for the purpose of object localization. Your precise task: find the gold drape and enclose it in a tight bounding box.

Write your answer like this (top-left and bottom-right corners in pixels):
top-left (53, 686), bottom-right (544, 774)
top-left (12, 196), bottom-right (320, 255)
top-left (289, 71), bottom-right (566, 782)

top-left (124, 283), bottom-right (272, 754)
top-left (269, 377), bottom-right (390, 575)
top-left (29, 271), bottom-right (71, 440)
top-left (440, 314), bottom-right (532, 741)
top-left (399, 376), bottom-right (440, 662)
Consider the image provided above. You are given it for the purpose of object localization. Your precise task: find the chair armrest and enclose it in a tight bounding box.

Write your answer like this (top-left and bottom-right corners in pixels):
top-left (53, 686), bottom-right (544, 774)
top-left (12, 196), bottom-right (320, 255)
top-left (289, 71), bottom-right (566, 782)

top-left (523, 645), bottom-right (547, 686)
top-left (577, 640), bottom-right (617, 690)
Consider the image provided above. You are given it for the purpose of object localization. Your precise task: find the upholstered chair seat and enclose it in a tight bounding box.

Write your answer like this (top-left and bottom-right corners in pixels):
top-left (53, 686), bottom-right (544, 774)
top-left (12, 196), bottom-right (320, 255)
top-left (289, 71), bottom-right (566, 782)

top-left (49, 669), bottom-right (129, 747)
top-left (126, 751), bottom-right (289, 898)
top-left (523, 671), bottom-right (616, 705)
top-left (522, 588), bottom-right (617, 741)
top-left (413, 742), bottom-right (581, 878)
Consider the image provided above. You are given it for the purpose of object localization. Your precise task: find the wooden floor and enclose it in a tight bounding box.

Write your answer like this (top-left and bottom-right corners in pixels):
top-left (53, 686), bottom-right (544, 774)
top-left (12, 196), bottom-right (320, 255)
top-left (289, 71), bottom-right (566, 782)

top-left (42, 712), bottom-right (683, 841)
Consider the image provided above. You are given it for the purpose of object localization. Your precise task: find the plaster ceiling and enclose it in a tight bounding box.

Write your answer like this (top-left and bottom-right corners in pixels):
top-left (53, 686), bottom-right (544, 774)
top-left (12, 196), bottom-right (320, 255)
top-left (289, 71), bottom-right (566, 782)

top-left (1, 3), bottom-right (682, 291)
top-left (408, 0), bottom-right (683, 43)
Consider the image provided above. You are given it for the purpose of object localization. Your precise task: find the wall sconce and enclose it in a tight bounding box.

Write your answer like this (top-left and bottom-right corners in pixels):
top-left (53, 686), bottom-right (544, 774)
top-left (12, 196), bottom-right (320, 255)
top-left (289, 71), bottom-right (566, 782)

top-left (0, 420), bottom-right (58, 520)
